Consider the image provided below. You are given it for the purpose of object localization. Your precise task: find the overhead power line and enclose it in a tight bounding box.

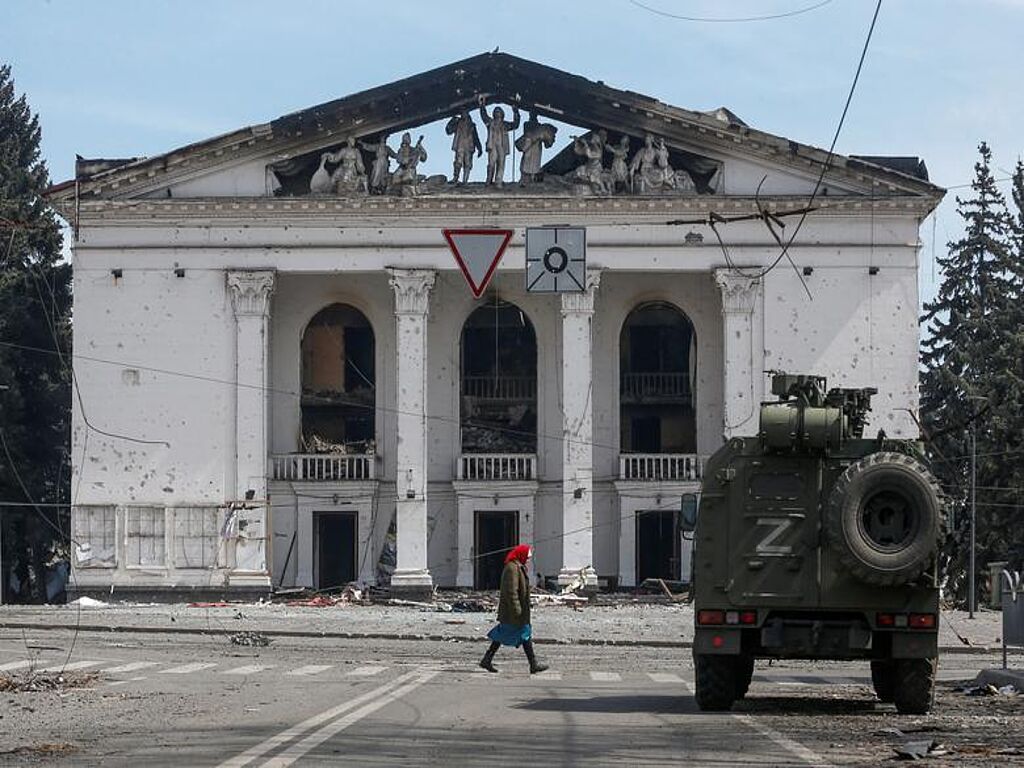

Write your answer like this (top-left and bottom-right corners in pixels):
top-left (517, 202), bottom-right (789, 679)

top-left (628, 0), bottom-right (834, 23)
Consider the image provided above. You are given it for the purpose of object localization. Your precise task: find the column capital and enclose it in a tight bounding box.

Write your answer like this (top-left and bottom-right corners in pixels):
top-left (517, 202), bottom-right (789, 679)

top-left (227, 270), bottom-right (276, 317)
top-left (714, 269), bottom-right (760, 315)
top-left (560, 269), bottom-right (602, 317)
top-left (388, 268), bottom-right (436, 315)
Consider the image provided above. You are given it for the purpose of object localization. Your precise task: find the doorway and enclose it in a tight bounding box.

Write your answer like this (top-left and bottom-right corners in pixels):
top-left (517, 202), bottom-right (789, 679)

top-left (315, 511), bottom-right (358, 590)
top-left (474, 510), bottom-right (519, 590)
top-left (636, 509), bottom-right (680, 583)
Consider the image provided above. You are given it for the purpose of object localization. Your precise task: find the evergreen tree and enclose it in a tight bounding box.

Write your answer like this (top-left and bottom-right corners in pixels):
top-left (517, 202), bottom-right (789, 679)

top-left (0, 64), bottom-right (72, 603)
top-left (921, 142), bottom-right (1021, 606)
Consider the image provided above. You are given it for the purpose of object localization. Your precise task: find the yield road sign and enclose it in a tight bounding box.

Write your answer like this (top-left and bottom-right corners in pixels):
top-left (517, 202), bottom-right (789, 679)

top-left (443, 229), bottom-right (513, 299)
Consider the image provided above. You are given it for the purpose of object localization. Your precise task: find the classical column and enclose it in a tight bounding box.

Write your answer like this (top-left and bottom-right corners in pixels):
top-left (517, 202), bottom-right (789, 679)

top-left (558, 270), bottom-right (601, 589)
top-left (714, 269), bottom-right (763, 439)
top-left (227, 270), bottom-right (275, 580)
top-left (388, 268), bottom-right (436, 597)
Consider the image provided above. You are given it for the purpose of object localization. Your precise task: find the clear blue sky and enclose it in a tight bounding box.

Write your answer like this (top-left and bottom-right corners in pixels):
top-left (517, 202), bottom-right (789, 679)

top-left (4, 0), bottom-right (1022, 306)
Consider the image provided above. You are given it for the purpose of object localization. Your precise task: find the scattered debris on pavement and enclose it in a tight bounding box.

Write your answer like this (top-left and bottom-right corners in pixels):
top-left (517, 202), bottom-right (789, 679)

top-left (229, 631), bottom-right (270, 647)
top-left (893, 739), bottom-right (951, 760)
top-left (957, 683), bottom-right (1019, 696)
top-left (0, 743), bottom-right (77, 758)
top-left (68, 596), bottom-right (108, 608)
top-left (0, 671), bottom-right (99, 694)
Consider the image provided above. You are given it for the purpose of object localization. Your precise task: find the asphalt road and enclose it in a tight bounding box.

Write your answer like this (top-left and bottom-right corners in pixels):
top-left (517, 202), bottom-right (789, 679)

top-left (0, 628), bottom-right (1015, 766)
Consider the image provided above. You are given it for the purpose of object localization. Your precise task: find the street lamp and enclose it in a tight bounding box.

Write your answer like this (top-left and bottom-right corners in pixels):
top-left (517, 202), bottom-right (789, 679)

top-left (968, 395), bottom-right (989, 619)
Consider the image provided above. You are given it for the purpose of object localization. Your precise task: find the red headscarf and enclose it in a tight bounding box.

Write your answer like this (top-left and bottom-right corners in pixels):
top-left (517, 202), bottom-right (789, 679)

top-left (504, 544), bottom-right (531, 565)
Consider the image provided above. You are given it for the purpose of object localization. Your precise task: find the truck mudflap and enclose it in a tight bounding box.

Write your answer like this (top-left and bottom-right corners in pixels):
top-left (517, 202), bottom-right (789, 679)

top-left (693, 627), bottom-right (742, 654)
top-left (891, 631), bottom-right (938, 659)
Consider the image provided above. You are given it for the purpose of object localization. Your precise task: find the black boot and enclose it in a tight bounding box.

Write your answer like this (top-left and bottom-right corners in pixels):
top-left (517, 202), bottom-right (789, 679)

top-left (523, 641), bottom-right (549, 674)
top-left (479, 641), bottom-right (500, 673)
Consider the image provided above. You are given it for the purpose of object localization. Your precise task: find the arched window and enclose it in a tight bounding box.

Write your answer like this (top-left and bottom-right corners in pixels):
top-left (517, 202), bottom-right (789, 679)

top-left (300, 304), bottom-right (375, 452)
top-left (460, 298), bottom-right (537, 453)
top-left (619, 302), bottom-right (696, 453)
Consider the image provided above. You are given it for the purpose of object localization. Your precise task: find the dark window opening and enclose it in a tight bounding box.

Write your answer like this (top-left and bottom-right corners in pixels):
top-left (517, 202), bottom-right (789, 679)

top-left (620, 302), bottom-right (696, 453)
top-left (475, 510), bottom-right (519, 590)
top-left (636, 509), bottom-right (681, 583)
top-left (315, 511), bottom-right (357, 590)
top-left (301, 304), bottom-right (375, 453)
top-left (460, 298), bottom-right (537, 453)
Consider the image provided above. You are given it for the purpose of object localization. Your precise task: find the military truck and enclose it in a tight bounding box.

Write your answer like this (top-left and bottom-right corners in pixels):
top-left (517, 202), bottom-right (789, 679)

top-left (690, 373), bottom-right (944, 714)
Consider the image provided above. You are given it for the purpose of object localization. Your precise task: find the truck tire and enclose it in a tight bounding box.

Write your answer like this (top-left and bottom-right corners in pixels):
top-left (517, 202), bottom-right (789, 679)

top-left (892, 658), bottom-right (937, 715)
top-left (694, 654), bottom-right (737, 711)
top-left (825, 452), bottom-right (943, 586)
top-left (870, 660), bottom-right (895, 703)
top-left (735, 655), bottom-right (755, 700)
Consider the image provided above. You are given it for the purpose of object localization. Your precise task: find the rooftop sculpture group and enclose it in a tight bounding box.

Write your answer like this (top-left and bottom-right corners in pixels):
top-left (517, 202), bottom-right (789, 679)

top-left (288, 100), bottom-right (711, 197)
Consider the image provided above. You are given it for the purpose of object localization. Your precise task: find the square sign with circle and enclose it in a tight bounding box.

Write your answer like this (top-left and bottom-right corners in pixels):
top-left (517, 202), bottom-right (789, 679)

top-left (525, 227), bottom-right (586, 293)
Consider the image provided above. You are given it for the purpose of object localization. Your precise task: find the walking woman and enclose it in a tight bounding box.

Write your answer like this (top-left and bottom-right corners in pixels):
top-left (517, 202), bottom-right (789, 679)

top-left (479, 544), bottom-right (549, 674)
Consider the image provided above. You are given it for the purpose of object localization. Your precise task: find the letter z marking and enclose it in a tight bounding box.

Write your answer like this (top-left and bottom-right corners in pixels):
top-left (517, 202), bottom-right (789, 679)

top-left (755, 517), bottom-right (794, 555)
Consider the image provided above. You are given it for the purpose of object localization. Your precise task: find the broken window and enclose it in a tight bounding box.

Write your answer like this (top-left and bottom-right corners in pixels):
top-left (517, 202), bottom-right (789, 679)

top-left (300, 304), bottom-right (376, 454)
top-left (460, 298), bottom-right (537, 454)
top-left (125, 506), bottom-right (166, 568)
top-left (620, 302), bottom-right (696, 453)
top-left (72, 505), bottom-right (117, 568)
top-left (173, 507), bottom-right (220, 569)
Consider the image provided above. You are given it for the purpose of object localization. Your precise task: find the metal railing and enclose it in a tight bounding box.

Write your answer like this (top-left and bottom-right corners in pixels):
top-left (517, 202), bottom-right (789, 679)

top-left (458, 453), bottom-right (537, 481)
top-left (461, 376), bottom-right (536, 401)
top-left (619, 453), bottom-right (703, 481)
top-left (620, 372), bottom-right (690, 400)
top-left (271, 453), bottom-right (376, 481)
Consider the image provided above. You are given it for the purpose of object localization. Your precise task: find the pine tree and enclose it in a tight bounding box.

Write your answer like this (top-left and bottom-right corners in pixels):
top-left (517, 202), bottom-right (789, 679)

top-left (0, 64), bottom-right (72, 603)
top-left (921, 143), bottom-right (1021, 606)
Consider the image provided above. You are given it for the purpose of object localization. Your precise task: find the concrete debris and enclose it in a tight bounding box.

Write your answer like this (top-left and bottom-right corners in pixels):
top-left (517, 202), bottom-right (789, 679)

top-left (957, 683), bottom-right (1018, 696)
top-left (893, 739), bottom-right (950, 760)
top-left (229, 631), bottom-right (270, 647)
top-left (451, 599), bottom-right (492, 613)
top-left (0, 743), bottom-right (77, 758)
top-left (69, 596), bottom-right (108, 608)
top-left (0, 671), bottom-right (99, 693)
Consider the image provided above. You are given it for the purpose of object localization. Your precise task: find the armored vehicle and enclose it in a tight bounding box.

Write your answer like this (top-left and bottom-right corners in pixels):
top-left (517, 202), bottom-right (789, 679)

top-left (690, 373), bottom-right (944, 714)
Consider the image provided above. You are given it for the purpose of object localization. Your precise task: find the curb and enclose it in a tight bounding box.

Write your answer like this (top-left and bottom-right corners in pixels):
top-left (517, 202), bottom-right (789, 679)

top-left (0, 621), bottom-right (1009, 654)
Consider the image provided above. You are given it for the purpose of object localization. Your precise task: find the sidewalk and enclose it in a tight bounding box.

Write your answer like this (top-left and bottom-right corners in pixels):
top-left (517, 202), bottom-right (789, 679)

top-left (0, 599), bottom-right (1007, 653)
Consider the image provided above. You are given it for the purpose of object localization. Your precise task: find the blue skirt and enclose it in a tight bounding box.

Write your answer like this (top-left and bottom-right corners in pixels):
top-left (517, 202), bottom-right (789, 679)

top-left (487, 622), bottom-right (532, 647)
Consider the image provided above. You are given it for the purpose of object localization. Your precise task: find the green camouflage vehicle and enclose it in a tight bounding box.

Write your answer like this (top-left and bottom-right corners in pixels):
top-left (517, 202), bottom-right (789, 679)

top-left (690, 373), bottom-right (944, 714)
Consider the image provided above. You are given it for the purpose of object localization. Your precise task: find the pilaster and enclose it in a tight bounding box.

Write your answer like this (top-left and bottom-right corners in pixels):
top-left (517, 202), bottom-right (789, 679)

top-left (714, 269), bottom-right (764, 439)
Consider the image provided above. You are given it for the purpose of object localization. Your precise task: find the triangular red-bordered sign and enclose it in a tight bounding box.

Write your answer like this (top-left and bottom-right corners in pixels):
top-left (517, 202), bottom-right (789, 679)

top-left (443, 228), bottom-right (513, 299)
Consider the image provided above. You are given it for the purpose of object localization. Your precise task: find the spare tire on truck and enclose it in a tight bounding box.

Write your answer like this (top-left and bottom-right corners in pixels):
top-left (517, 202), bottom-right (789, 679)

top-left (825, 452), bottom-right (943, 587)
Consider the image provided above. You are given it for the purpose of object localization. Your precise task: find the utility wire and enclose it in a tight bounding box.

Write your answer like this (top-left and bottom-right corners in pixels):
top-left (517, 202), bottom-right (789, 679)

top-left (627, 0), bottom-right (834, 23)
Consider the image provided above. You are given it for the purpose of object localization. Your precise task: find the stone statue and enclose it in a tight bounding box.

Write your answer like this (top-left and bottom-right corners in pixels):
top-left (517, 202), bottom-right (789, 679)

top-left (325, 136), bottom-right (367, 194)
top-left (653, 137), bottom-right (677, 191)
top-left (572, 132), bottom-right (610, 194)
top-left (629, 133), bottom-right (676, 193)
top-left (605, 136), bottom-right (631, 193)
top-left (478, 98), bottom-right (520, 187)
top-left (391, 132), bottom-right (428, 194)
top-left (515, 111), bottom-right (558, 184)
top-left (360, 135), bottom-right (397, 194)
top-left (309, 154), bottom-right (333, 194)
top-left (445, 110), bottom-right (482, 185)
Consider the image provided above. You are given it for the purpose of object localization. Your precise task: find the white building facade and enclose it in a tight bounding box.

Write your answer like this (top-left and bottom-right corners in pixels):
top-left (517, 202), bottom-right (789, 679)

top-left (48, 54), bottom-right (942, 600)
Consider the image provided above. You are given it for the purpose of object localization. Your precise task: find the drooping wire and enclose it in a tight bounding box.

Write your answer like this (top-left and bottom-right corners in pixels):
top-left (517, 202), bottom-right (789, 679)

top-left (627, 0), bottom-right (834, 24)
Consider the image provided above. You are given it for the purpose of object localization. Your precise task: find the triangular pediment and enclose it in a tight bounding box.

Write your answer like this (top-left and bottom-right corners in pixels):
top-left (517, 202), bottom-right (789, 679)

top-left (48, 52), bottom-right (942, 205)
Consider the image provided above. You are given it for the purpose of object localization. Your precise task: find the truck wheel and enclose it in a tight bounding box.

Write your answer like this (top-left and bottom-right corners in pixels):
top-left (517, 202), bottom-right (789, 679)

top-left (734, 655), bottom-right (755, 700)
top-left (870, 660), bottom-right (895, 703)
top-left (825, 452), bottom-right (943, 586)
top-left (892, 658), bottom-right (937, 715)
top-left (694, 654), bottom-right (737, 711)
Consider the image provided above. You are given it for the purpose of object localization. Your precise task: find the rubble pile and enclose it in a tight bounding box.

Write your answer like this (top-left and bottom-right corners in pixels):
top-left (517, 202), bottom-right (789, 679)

top-left (0, 670), bottom-right (98, 693)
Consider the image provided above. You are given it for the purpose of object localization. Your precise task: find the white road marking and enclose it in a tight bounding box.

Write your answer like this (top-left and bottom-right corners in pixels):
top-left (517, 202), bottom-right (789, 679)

top-left (159, 662), bottom-right (216, 675)
top-left (103, 661), bottom-right (159, 674)
top-left (286, 665), bottom-right (334, 677)
top-left (38, 660), bottom-right (102, 673)
top-left (589, 671), bottom-right (621, 682)
top-left (106, 676), bottom-right (148, 687)
top-left (681, 680), bottom-right (828, 767)
top-left (223, 665), bottom-right (272, 676)
top-left (648, 672), bottom-right (683, 683)
top-left (346, 665), bottom-right (385, 677)
top-left (260, 670), bottom-right (439, 767)
top-left (532, 670), bottom-right (561, 681)
top-left (217, 670), bottom-right (426, 768)
top-left (0, 660), bottom-right (35, 672)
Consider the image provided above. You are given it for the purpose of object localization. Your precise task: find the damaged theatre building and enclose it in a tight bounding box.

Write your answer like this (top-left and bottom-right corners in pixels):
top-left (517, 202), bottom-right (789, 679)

top-left (45, 54), bottom-right (942, 600)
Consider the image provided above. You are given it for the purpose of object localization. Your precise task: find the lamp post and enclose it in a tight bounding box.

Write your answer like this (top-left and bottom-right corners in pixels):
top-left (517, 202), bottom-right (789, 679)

top-left (967, 394), bottom-right (988, 620)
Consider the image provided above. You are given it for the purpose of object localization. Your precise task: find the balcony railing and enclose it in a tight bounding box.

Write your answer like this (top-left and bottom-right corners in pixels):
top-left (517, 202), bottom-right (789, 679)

top-left (620, 372), bottom-right (691, 400)
top-left (461, 376), bottom-right (536, 401)
top-left (458, 453), bottom-right (537, 481)
top-left (619, 453), bottom-right (703, 481)
top-left (271, 454), bottom-right (376, 481)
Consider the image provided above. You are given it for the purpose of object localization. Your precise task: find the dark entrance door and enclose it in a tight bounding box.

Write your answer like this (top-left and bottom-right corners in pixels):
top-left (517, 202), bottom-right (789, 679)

top-left (475, 510), bottom-right (519, 590)
top-left (636, 509), bottom-right (680, 583)
top-left (316, 511), bottom-right (357, 590)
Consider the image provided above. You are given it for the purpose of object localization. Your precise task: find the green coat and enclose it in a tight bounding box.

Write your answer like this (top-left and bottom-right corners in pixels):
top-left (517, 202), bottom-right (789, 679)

top-left (496, 561), bottom-right (531, 626)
